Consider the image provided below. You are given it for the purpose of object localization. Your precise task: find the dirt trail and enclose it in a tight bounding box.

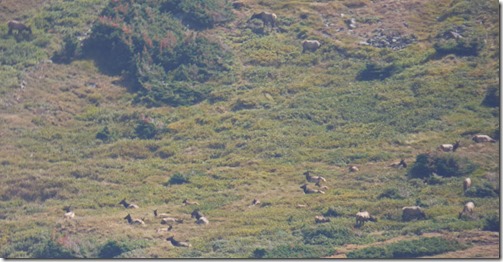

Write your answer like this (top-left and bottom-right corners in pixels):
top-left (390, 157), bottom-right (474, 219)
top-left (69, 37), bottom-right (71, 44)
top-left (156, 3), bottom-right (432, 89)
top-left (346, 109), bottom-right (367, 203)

top-left (327, 230), bottom-right (499, 258)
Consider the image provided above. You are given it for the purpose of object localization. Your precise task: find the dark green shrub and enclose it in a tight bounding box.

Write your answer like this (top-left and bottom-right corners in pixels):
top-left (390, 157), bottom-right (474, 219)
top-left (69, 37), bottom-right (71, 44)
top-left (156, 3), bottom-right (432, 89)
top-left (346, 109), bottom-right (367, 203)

top-left (387, 237), bottom-right (463, 258)
top-left (483, 214), bottom-right (500, 232)
top-left (482, 86), bottom-right (500, 107)
top-left (52, 34), bottom-right (81, 63)
top-left (323, 207), bottom-right (341, 217)
top-left (464, 183), bottom-right (498, 198)
top-left (407, 154), bottom-right (432, 179)
top-left (377, 188), bottom-right (404, 199)
top-left (347, 246), bottom-right (391, 259)
top-left (99, 240), bottom-right (131, 258)
top-left (166, 173), bottom-right (190, 186)
top-left (98, 239), bottom-right (147, 258)
top-left (251, 248), bottom-right (267, 258)
top-left (356, 62), bottom-right (402, 81)
top-left (433, 38), bottom-right (480, 57)
top-left (96, 126), bottom-right (115, 143)
top-left (160, 0), bottom-right (234, 29)
top-left (301, 224), bottom-right (356, 246)
top-left (135, 121), bottom-right (158, 140)
top-left (408, 154), bottom-right (478, 180)
top-left (31, 239), bottom-right (75, 259)
top-left (260, 244), bottom-right (332, 258)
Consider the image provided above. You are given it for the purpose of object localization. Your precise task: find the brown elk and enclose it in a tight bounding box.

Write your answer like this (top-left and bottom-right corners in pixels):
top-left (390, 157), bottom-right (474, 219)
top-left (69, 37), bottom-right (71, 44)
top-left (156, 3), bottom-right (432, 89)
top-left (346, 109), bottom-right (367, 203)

top-left (8, 20), bottom-right (32, 35)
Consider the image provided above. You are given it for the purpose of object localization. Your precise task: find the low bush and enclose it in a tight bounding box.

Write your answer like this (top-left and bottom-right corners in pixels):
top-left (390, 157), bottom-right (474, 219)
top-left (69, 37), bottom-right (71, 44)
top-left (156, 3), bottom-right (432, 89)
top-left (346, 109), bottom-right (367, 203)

top-left (483, 214), bottom-right (500, 232)
top-left (300, 224), bottom-right (365, 246)
top-left (464, 183), bottom-right (498, 198)
top-left (407, 153), bottom-right (478, 180)
top-left (165, 173), bottom-right (190, 186)
top-left (356, 62), bottom-right (402, 81)
top-left (98, 239), bottom-right (147, 258)
top-left (252, 244), bottom-right (333, 258)
top-left (377, 188), bottom-right (404, 200)
top-left (347, 237), bottom-right (463, 259)
top-left (347, 246), bottom-right (390, 259)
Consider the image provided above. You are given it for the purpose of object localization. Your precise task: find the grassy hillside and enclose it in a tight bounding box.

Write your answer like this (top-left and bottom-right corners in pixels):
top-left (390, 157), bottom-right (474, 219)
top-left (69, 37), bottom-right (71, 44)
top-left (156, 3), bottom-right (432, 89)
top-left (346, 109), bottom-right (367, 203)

top-left (0, 0), bottom-right (499, 258)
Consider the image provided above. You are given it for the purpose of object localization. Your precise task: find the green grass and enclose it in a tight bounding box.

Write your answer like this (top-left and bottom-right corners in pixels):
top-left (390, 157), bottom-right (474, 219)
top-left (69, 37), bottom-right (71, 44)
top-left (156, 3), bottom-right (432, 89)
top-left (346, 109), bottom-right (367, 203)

top-left (0, 0), bottom-right (499, 258)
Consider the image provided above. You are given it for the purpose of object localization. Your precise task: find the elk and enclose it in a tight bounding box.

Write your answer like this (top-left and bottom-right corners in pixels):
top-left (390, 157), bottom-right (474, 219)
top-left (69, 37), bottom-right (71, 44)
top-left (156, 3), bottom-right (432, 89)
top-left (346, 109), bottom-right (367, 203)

top-left (191, 209), bottom-right (209, 225)
top-left (355, 211), bottom-right (377, 227)
top-left (304, 171), bottom-right (327, 185)
top-left (349, 165), bottom-right (359, 172)
top-left (182, 199), bottom-right (199, 206)
top-left (119, 199), bottom-right (139, 209)
top-left (300, 184), bottom-right (325, 194)
top-left (249, 12), bottom-right (277, 27)
top-left (458, 201), bottom-right (475, 219)
top-left (402, 206), bottom-right (426, 221)
top-left (463, 178), bottom-right (472, 191)
top-left (315, 215), bottom-right (330, 223)
top-left (166, 236), bottom-right (191, 247)
top-left (63, 206), bottom-right (75, 219)
top-left (124, 214), bottom-right (145, 225)
top-left (302, 40), bottom-right (321, 53)
top-left (472, 134), bottom-right (496, 143)
top-left (8, 20), bottom-right (32, 35)
top-left (390, 159), bottom-right (407, 168)
top-left (438, 140), bottom-right (460, 152)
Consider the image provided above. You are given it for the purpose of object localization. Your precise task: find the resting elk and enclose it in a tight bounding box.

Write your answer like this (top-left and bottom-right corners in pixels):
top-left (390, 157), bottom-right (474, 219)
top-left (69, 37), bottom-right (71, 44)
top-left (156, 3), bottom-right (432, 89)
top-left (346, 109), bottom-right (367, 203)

top-left (438, 141), bottom-right (460, 152)
top-left (472, 134), bottom-right (496, 143)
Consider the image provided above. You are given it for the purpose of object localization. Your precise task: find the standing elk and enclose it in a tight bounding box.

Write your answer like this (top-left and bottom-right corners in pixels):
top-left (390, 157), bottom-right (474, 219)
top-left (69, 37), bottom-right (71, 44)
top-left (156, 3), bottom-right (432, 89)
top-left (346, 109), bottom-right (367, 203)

top-left (463, 178), bottom-right (472, 191)
top-left (248, 12), bottom-right (277, 27)
top-left (8, 20), bottom-right (32, 35)
top-left (302, 40), bottom-right (321, 53)
top-left (355, 211), bottom-right (377, 227)
top-left (458, 201), bottom-right (475, 219)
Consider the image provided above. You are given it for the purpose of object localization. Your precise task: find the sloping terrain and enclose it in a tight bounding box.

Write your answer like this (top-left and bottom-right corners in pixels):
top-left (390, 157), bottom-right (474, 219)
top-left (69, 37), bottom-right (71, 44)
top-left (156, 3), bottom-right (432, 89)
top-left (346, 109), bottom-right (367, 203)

top-left (0, 0), bottom-right (499, 258)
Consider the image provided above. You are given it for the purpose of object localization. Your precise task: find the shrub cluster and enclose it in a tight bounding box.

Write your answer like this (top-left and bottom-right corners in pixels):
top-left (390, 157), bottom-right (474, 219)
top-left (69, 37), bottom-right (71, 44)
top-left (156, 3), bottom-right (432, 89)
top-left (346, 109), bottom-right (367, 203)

top-left (82, 0), bottom-right (234, 107)
top-left (252, 244), bottom-right (332, 259)
top-left (347, 237), bottom-right (463, 258)
top-left (407, 153), bottom-right (478, 181)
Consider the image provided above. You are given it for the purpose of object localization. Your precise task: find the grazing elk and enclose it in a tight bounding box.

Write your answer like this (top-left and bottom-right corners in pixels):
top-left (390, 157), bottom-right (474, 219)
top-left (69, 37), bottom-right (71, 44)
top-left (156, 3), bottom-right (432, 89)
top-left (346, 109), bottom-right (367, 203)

top-left (124, 214), bottom-right (145, 225)
top-left (458, 201), bottom-right (475, 219)
top-left (119, 199), bottom-right (139, 209)
top-left (300, 184), bottom-right (325, 194)
top-left (390, 159), bottom-right (407, 168)
top-left (249, 12), bottom-right (277, 27)
top-left (166, 236), bottom-right (191, 247)
top-left (302, 40), bottom-right (321, 53)
top-left (472, 134), bottom-right (497, 143)
top-left (63, 206), bottom-right (75, 219)
top-left (8, 20), bottom-right (32, 35)
top-left (355, 211), bottom-right (377, 227)
top-left (438, 140), bottom-right (460, 152)
top-left (182, 199), bottom-right (199, 206)
top-left (463, 178), bottom-right (472, 191)
top-left (402, 206), bottom-right (426, 221)
top-left (315, 215), bottom-right (330, 223)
